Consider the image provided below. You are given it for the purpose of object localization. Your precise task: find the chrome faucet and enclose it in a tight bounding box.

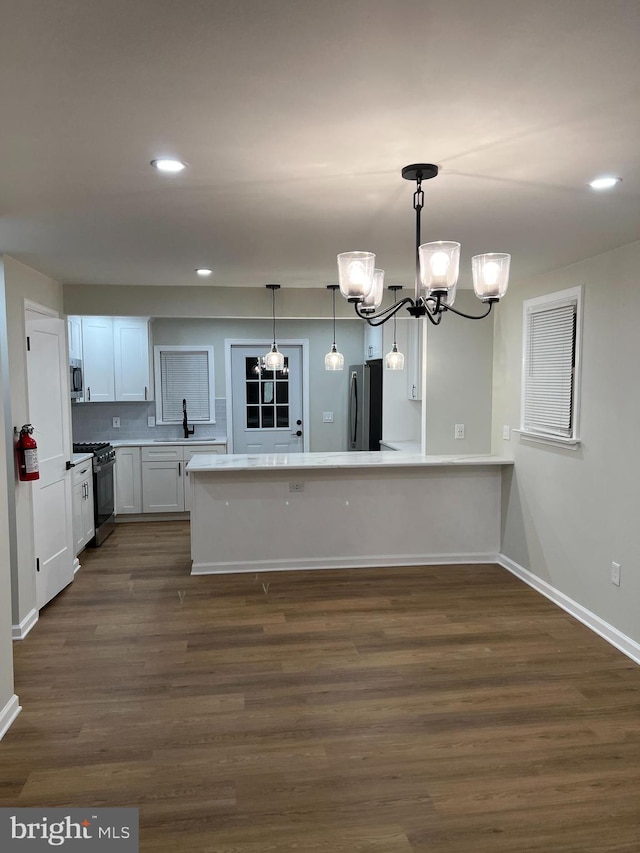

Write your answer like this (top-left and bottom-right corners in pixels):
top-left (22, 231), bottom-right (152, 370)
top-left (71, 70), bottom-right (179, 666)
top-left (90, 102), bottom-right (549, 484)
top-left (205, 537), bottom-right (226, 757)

top-left (182, 398), bottom-right (195, 439)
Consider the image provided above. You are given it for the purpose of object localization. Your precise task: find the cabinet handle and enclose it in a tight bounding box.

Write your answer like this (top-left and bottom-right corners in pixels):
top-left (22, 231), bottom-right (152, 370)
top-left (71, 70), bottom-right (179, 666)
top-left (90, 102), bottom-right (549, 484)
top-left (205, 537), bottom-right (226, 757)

top-left (144, 386), bottom-right (148, 400)
top-left (178, 462), bottom-right (181, 476)
top-left (87, 386), bottom-right (91, 401)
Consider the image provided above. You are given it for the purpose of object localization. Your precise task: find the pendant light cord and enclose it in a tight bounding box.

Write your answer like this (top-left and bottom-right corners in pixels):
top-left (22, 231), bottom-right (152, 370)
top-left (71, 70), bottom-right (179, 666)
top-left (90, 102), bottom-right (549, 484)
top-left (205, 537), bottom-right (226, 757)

top-left (332, 287), bottom-right (337, 348)
top-left (272, 286), bottom-right (277, 347)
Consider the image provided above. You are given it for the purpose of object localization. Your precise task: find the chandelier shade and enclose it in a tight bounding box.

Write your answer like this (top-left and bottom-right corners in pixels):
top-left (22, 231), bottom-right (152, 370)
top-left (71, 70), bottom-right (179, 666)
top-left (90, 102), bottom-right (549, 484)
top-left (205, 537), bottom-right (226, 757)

top-left (359, 268), bottom-right (385, 313)
top-left (472, 253), bottom-right (511, 300)
top-left (337, 251), bottom-right (376, 301)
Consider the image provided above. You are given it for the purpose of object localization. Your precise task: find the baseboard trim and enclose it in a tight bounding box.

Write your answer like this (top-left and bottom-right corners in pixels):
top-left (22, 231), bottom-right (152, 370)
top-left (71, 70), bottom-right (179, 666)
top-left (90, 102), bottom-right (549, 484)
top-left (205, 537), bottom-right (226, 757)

top-left (191, 552), bottom-right (499, 575)
top-left (73, 557), bottom-right (81, 575)
top-left (116, 513), bottom-right (189, 523)
top-left (12, 608), bottom-right (38, 641)
top-left (497, 553), bottom-right (640, 666)
top-left (0, 695), bottom-right (21, 741)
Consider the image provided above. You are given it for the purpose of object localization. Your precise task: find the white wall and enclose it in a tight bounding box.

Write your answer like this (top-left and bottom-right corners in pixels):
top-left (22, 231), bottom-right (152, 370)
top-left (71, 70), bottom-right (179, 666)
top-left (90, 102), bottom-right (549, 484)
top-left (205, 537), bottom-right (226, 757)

top-left (492, 240), bottom-right (640, 646)
top-left (152, 317), bottom-right (363, 451)
top-left (2, 255), bottom-right (64, 629)
top-left (0, 260), bottom-right (18, 732)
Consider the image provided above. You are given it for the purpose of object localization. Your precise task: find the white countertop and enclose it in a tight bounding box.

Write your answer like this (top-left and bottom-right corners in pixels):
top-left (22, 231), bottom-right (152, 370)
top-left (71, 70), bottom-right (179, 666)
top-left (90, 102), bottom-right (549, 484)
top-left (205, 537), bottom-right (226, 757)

top-left (72, 452), bottom-right (93, 465)
top-left (187, 451), bottom-right (513, 473)
top-left (109, 437), bottom-right (227, 447)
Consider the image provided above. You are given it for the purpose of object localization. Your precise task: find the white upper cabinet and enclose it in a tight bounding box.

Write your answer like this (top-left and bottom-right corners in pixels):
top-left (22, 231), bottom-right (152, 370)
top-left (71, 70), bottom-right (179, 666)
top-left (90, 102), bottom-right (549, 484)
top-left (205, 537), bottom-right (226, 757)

top-left (113, 318), bottom-right (151, 402)
top-left (75, 316), bottom-right (152, 403)
top-left (82, 316), bottom-right (115, 402)
top-left (364, 323), bottom-right (383, 361)
top-left (67, 315), bottom-right (83, 361)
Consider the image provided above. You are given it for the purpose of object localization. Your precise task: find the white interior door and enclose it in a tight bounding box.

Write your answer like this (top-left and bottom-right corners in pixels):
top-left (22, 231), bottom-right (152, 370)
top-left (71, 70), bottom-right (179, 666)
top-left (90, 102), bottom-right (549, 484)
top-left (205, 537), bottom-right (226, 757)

top-left (26, 317), bottom-right (74, 609)
top-left (231, 345), bottom-right (304, 453)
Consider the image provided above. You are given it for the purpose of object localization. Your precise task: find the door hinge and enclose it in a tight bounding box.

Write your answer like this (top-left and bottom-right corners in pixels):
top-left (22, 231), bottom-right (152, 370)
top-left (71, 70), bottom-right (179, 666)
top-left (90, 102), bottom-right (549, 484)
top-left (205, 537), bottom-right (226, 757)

top-left (36, 557), bottom-right (40, 573)
top-left (26, 336), bottom-right (31, 352)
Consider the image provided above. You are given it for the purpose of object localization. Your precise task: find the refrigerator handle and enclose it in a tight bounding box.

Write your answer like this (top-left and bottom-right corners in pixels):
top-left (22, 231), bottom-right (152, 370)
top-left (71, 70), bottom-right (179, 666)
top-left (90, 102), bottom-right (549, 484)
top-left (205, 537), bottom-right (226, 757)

top-left (350, 370), bottom-right (358, 446)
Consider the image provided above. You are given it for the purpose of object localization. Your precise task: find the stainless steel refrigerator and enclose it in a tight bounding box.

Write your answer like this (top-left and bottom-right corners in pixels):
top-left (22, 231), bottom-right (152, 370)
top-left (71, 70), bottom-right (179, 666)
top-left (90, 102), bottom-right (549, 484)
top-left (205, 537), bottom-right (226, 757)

top-left (347, 359), bottom-right (383, 451)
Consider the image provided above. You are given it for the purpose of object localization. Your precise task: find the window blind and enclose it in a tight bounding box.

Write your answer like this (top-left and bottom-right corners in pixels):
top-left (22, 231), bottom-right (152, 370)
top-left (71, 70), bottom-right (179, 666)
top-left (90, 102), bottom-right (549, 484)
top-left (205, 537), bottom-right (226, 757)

top-left (523, 303), bottom-right (576, 436)
top-left (160, 350), bottom-right (210, 422)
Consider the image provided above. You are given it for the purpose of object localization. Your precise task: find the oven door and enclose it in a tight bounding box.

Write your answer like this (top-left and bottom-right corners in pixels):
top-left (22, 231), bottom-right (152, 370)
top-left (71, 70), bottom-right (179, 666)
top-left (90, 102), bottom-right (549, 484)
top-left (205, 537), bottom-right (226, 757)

top-left (93, 456), bottom-right (115, 544)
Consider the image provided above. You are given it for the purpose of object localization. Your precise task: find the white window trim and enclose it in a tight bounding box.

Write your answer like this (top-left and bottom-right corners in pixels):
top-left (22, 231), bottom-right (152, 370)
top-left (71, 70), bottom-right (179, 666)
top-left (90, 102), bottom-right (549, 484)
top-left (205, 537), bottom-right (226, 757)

top-left (520, 285), bottom-right (583, 446)
top-left (153, 345), bottom-right (216, 425)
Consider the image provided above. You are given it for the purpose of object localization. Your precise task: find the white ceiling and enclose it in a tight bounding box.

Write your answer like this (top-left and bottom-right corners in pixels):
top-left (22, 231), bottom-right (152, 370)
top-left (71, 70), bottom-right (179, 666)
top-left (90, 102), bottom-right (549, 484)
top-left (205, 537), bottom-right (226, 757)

top-left (1, 0), bottom-right (639, 290)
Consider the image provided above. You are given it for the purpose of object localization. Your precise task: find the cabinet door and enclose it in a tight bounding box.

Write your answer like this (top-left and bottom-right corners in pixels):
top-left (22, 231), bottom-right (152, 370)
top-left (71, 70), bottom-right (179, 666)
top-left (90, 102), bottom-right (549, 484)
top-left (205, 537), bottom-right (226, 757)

top-left (72, 480), bottom-right (85, 555)
top-left (364, 324), bottom-right (383, 360)
top-left (81, 317), bottom-right (115, 402)
top-left (113, 318), bottom-right (151, 402)
top-left (67, 316), bottom-right (83, 362)
top-left (142, 461), bottom-right (184, 512)
top-left (82, 476), bottom-right (95, 544)
top-left (115, 447), bottom-right (142, 514)
top-left (183, 445), bottom-right (226, 512)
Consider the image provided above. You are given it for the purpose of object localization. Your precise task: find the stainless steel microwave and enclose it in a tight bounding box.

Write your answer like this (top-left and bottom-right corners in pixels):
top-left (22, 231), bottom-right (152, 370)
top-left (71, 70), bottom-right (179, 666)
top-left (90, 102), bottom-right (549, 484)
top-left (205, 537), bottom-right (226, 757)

top-left (70, 358), bottom-right (83, 400)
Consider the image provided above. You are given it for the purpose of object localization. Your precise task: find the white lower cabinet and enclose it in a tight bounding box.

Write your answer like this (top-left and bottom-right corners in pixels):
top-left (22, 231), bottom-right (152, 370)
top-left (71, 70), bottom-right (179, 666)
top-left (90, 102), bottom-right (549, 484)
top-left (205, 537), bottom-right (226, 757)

top-left (115, 447), bottom-right (142, 514)
top-left (120, 443), bottom-right (227, 515)
top-left (72, 461), bottom-right (95, 554)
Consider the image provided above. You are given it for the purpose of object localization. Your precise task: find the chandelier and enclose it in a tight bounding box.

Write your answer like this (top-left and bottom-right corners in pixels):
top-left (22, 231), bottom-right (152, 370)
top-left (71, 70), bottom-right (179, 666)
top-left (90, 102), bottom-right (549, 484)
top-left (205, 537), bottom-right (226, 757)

top-left (337, 164), bottom-right (510, 327)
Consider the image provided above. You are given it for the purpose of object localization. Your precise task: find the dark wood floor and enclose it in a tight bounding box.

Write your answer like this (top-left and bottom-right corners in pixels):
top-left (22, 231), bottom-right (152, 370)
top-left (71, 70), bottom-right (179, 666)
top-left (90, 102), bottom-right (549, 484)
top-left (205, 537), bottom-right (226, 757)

top-left (2, 521), bottom-right (640, 852)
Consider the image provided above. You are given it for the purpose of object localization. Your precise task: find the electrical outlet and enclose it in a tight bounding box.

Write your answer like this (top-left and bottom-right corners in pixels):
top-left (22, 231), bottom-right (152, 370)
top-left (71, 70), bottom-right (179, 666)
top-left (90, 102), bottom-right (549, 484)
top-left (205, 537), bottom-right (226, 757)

top-left (147, 416), bottom-right (156, 427)
top-left (323, 412), bottom-right (334, 423)
top-left (112, 417), bottom-right (120, 429)
top-left (289, 482), bottom-right (304, 493)
top-left (454, 423), bottom-right (465, 440)
top-left (611, 561), bottom-right (621, 586)
top-left (503, 425), bottom-right (511, 440)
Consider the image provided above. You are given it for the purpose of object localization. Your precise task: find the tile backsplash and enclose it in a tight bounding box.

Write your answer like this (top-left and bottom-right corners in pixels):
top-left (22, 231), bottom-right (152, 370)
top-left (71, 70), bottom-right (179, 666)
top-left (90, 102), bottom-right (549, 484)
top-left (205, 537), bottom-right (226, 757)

top-left (72, 398), bottom-right (227, 443)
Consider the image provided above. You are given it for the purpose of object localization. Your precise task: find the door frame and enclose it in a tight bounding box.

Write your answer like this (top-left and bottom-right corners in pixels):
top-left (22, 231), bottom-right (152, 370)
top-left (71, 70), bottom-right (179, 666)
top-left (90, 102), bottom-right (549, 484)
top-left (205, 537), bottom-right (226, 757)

top-left (225, 339), bottom-right (310, 453)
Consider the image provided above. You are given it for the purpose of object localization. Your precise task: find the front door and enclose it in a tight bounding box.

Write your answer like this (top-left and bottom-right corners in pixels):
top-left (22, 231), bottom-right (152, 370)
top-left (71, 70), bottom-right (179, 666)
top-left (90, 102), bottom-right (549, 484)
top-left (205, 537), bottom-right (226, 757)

top-left (26, 317), bottom-right (74, 609)
top-left (231, 344), bottom-right (304, 453)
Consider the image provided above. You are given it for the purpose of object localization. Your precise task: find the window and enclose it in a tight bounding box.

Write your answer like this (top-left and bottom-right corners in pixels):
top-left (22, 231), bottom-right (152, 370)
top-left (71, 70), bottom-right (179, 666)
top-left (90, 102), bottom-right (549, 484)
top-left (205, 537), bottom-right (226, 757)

top-left (245, 356), bottom-right (290, 429)
top-left (154, 345), bottom-right (215, 425)
top-left (520, 286), bottom-right (582, 444)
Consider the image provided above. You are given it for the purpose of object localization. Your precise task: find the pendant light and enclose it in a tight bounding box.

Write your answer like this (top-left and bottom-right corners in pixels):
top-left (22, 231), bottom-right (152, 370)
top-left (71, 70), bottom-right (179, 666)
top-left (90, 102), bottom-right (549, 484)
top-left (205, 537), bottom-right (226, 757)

top-left (264, 284), bottom-right (285, 371)
top-left (385, 285), bottom-right (405, 370)
top-left (325, 285), bottom-right (344, 370)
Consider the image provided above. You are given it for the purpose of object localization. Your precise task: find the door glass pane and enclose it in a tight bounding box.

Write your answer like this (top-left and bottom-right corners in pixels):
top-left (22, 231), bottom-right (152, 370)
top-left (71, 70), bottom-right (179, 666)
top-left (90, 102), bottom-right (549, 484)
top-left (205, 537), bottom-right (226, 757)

top-left (244, 355), bottom-right (290, 431)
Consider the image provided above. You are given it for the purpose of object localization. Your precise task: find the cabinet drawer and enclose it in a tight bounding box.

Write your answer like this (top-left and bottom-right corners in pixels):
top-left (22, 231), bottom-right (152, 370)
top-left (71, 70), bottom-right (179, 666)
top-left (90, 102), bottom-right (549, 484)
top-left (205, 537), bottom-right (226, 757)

top-left (183, 444), bottom-right (226, 460)
top-left (72, 462), bottom-right (93, 485)
top-left (141, 445), bottom-right (183, 462)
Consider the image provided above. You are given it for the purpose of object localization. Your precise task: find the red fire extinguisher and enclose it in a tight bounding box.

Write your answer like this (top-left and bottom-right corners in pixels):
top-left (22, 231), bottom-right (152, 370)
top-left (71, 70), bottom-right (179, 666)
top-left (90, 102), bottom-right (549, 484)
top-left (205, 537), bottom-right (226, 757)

top-left (16, 424), bottom-right (39, 481)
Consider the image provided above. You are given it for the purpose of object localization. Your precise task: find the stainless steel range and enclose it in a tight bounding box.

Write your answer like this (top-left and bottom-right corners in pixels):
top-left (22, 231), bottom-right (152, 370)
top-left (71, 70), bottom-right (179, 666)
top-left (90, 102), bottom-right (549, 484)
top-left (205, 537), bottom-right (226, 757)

top-left (72, 442), bottom-right (116, 546)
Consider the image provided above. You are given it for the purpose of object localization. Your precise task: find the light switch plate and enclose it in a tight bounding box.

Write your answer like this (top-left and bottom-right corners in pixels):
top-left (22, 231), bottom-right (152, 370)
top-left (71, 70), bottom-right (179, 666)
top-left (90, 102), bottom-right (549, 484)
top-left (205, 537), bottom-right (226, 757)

top-left (112, 417), bottom-right (120, 429)
top-left (503, 425), bottom-right (511, 440)
top-left (147, 416), bottom-right (156, 427)
top-left (323, 412), bottom-right (334, 423)
top-left (454, 423), bottom-right (465, 440)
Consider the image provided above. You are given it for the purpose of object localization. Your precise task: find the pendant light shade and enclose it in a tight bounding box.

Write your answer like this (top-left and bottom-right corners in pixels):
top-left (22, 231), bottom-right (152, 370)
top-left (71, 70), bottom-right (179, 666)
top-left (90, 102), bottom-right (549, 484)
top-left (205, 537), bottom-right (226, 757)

top-left (325, 285), bottom-right (344, 370)
top-left (264, 284), bottom-right (285, 371)
top-left (385, 285), bottom-right (405, 370)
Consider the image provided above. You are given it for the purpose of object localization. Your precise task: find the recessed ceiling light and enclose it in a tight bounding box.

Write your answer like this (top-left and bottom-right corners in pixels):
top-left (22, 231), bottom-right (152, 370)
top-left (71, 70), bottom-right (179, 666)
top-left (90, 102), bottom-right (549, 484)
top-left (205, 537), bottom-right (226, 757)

top-left (588, 176), bottom-right (622, 190)
top-left (151, 158), bottom-right (187, 173)
top-left (195, 269), bottom-right (213, 276)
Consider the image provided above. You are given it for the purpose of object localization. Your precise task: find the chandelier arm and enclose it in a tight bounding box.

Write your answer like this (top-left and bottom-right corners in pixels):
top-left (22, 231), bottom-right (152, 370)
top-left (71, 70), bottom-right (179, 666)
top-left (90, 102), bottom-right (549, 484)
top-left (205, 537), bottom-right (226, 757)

top-left (354, 297), bottom-right (414, 326)
top-left (442, 301), bottom-right (495, 320)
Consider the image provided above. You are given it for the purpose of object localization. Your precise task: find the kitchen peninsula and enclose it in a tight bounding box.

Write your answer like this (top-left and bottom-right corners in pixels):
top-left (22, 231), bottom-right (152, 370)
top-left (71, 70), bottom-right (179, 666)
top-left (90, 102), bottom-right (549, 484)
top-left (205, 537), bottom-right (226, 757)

top-left (188, 452), bottom-right (513, 574)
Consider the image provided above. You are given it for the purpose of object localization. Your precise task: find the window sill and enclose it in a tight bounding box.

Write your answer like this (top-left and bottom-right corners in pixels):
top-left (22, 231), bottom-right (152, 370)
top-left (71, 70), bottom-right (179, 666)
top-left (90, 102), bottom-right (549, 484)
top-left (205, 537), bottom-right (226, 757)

top-left (515, 430), bottom-right (581, 450)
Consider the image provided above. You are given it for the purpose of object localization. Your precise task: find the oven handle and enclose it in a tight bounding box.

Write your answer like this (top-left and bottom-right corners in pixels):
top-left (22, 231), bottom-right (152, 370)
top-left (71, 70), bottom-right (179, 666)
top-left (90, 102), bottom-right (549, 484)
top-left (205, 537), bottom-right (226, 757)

top-left (94, 458), bottom-right (116, 474)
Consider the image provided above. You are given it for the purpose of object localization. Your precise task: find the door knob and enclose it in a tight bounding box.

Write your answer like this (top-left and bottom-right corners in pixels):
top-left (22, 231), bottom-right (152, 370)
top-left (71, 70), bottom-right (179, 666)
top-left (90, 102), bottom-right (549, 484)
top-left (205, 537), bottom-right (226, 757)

top-left (292, 430), bottom-right (302, 437)
top-left (296, 419), bottom-right (302, 425)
